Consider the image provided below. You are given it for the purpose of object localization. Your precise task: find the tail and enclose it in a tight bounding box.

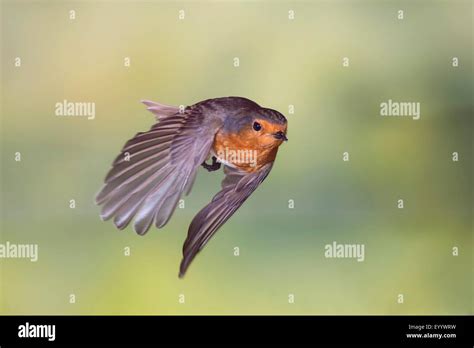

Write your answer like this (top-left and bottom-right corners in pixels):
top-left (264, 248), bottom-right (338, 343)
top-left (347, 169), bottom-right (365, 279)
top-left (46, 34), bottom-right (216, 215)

top-left (141, 100), bottom-right (180, 121)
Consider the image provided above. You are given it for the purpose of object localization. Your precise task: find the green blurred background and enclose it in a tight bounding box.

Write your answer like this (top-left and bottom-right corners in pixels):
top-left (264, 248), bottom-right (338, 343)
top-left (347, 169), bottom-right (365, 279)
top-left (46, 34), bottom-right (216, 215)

top-left (1, 0), bottom-right (472, 314)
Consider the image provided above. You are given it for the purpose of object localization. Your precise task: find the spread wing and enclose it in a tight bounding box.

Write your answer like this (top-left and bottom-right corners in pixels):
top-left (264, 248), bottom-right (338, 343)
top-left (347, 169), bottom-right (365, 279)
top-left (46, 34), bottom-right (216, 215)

top-left (96, 101), bottom-right (221, 235)
top-left (179, 163), bottom-right (274, 277)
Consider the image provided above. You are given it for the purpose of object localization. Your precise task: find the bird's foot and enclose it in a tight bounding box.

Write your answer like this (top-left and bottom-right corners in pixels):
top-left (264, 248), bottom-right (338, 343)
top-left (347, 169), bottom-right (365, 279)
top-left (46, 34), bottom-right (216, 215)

top-left (201, 156), bottom-right (221, 172)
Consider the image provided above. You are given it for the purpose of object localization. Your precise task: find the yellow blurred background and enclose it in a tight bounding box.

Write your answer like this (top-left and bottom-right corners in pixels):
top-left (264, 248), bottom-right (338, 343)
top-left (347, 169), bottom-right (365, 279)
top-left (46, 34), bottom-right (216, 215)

top-left (1, 0), bottom-right (472, 314)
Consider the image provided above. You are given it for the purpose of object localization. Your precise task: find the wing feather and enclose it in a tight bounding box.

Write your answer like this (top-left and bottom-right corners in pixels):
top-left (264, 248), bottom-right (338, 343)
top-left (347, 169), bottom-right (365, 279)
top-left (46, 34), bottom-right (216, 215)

top-left (96, 101), bottom-right (221, 234)
top-left (179, 163), bottom-right (274, 277)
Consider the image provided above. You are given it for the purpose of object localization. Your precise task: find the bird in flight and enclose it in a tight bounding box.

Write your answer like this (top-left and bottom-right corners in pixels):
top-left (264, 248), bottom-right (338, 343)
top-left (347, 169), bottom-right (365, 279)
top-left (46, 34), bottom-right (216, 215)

top-left (96, 97), bottom-right (288, 277)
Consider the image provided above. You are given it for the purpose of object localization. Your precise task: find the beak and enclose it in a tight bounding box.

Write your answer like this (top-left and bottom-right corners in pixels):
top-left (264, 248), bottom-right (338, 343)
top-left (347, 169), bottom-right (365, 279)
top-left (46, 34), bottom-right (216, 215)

top-left (273, 131), bottom-right (288, 141)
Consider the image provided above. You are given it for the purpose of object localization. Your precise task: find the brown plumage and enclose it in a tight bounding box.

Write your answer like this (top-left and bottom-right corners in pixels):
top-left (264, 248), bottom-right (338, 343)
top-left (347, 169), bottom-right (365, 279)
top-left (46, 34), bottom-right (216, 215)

top-left (96, 97), bottom-right (288, 277)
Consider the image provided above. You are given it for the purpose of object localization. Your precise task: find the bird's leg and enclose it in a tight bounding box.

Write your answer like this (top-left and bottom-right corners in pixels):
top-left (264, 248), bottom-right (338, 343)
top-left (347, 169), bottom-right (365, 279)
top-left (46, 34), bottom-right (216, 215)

top-left (201, 156), bottom-right (221, 172)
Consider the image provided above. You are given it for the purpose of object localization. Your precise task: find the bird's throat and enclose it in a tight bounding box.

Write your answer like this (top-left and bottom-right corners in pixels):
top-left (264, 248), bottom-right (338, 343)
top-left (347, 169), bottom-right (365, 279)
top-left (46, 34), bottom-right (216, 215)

top-left (212, 131), bottom-right (279, 172)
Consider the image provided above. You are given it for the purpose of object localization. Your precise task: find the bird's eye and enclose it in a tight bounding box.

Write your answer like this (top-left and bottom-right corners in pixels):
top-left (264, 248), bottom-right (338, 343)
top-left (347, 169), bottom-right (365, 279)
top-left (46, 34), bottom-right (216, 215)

top-left (253, 121), bottom-right (262, 131)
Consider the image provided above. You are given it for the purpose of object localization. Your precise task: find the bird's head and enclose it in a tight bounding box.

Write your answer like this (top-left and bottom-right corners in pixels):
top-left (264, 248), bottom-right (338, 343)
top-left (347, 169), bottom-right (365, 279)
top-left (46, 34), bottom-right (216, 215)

top-left (235, 107), bottom-right (288, 149)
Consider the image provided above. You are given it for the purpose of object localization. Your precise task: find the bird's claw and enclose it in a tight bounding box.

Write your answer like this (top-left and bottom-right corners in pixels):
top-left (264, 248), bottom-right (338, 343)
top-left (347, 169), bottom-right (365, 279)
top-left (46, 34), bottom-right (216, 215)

top-left (201, 156), bottom-right (221, 172)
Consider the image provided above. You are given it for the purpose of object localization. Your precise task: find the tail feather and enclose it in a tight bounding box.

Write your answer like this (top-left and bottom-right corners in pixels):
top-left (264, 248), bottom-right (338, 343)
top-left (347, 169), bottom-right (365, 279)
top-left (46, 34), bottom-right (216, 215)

top-left (141, 100), bottom-right (180, 121)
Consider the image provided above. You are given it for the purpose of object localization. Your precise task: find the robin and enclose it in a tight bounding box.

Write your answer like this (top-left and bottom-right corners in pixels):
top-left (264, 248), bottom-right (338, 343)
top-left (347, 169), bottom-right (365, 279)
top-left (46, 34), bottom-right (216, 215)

top-left (96, 97), bottom-right (288, 277)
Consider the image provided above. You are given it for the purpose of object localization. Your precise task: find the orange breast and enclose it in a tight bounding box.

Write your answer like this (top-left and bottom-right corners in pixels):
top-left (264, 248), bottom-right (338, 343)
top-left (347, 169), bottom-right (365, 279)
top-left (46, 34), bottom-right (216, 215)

top-left (213, 129), bottom-right (279, 172)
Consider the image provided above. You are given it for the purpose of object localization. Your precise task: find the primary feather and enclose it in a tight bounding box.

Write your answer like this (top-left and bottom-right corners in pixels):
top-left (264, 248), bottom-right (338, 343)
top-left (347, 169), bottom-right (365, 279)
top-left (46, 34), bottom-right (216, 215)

top-left (96, 101), bottom-right (221, 235)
